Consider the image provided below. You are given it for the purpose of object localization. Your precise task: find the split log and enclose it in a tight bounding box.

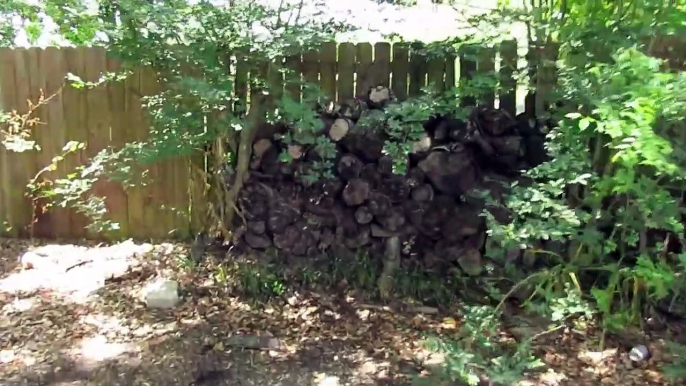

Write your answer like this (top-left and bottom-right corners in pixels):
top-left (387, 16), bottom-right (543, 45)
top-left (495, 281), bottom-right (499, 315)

top-left (354, 206), bottom-right (374, 224)
top-left (337, 154), bottom-right (363, 181)
top-left (329, 118), bottom-right (353, 142)
top-left (342, 179), bottom-right (371, 206)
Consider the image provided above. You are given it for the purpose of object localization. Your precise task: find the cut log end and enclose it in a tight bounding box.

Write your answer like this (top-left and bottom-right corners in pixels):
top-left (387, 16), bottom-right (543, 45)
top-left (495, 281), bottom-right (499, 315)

top-left (329, 118), bottom-right (352, 142)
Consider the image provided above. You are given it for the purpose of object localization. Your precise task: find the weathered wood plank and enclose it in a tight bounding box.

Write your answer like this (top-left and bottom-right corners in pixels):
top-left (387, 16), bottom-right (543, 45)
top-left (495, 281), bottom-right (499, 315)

top-left (337, 43), bottom-right (355, 101)
top-left (7, 48), bottom-right (36, 237)
top-left (354, 43), bottom-right (373, 98)
top-left (63, 47), bottom-right (89, 238)
top-left (285, 54), bottom-right (302, 102)
top-left (459, 44), bottom-right (478, 107)
top-left (477, 46), bottom-right (496, 107)
top-left (499, 40), bottom-right (517, 116)
top-left (319, 42), bottom-right (337, 100)
top-left (408, 44), bottom-right (427, 97)
top-left (374, 42), bottom-right (391, 88)
top-left (0, 48), bottom-right (16, 236)
top-left (391, 43), bottom-right (409, 100)
top-left (427, 54), bottom-right (446, 93)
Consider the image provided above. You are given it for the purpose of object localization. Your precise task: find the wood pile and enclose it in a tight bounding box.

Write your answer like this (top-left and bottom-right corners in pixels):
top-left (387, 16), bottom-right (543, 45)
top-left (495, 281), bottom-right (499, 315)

top-left (231, 86), bottom-right (548, 276)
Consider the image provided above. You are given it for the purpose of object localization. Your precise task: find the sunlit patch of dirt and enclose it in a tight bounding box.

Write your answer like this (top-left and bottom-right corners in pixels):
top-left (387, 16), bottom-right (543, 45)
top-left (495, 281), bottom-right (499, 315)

top-left (1, 237), bottom-right (685, 386)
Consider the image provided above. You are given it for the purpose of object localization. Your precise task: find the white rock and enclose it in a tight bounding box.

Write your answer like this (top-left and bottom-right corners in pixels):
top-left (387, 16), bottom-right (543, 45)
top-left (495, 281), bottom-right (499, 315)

top-left (143, 279), bottom-right (180, 309)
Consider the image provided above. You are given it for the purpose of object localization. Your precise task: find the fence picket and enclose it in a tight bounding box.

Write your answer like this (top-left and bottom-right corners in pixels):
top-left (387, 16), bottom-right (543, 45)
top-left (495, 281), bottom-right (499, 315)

top-left (391, 44), bottom-right (409, 100)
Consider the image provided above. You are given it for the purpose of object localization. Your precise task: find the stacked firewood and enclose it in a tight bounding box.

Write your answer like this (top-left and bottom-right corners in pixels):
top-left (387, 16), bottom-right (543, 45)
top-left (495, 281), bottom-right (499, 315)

top-left (232, 86), bottom-right (548, 276)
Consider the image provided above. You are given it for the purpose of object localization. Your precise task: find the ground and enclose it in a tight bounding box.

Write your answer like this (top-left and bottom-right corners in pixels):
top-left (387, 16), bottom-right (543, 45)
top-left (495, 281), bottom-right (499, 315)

top-left (0, 238), bottom-right (684, 386)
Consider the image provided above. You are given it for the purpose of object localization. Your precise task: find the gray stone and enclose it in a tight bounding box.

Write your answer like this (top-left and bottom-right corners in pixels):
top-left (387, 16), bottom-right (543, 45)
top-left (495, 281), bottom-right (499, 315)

top-left (144, 278), bottom-right (180, 309)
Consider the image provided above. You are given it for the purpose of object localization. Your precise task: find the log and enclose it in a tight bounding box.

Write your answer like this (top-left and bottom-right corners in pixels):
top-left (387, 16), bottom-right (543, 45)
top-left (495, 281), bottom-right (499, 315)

top-left (354, 206), bottom-right (374, 224)
top-left (377, 156), bottom-right (394, 177)
top-left (247, 220), bottom-right (266, 235)
top-left (370, 223), bottom-right (398, 238)
top-left (322, 178), bottom-right (344, 197)
top-left (489, 136), bottom-right (523, 156)
top-left (288, 144), bottom-right (304, 160)
top-left (339, 128), bottom-right (385, 162)
top-left (380, 175), bottom-right (411, 203)
top-left (267, 202), bottom-right (300, 234)
top-left (337, 154), bottom-right (363, 181)
top-left (343, 224), bottom-right (371, 249)
top-left (318, 227), bottom-right (335, 250)
top-left (367, 85), bottom-right (394, 109)
top-left (406, 167), bottom-right (426, 187)
top-left (378, 236), bottom-right (401, 299)
top-left (411, 132), bottom-right (432, 154)
top-left (321, 100), bottom-right (341, 117)
top-left (367, 192), bottom-right (391, 217)
top-left (252, 138), bottom-right (273, 158)
top-left (418, 147), bottom-right (480, 197)
top-left (244, 232), bottom-right (272, 249)
top-left (378, 207), bottom-right (406, 232)
top-left (471, 106), bottom-right (515, 137)
top-left (411, 184), bottom-right (434, 202)
top-left (342, 179), bottom-right (371, 206)
top-left (360, 164), bottom-right (382, 188)
top-left (339, 98), bottom-right (368, 121)
top-left (329, 118), bottom-right (352, 142)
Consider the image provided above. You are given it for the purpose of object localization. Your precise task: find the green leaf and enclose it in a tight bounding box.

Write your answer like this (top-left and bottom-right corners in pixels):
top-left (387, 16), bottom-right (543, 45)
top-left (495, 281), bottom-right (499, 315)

top-left (578, 118), bottom-right (591, 131)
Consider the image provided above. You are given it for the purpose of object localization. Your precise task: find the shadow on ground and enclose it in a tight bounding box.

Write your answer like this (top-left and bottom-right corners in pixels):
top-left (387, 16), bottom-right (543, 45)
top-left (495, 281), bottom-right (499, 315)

top-left (1, 238), bottom-right (684, 386)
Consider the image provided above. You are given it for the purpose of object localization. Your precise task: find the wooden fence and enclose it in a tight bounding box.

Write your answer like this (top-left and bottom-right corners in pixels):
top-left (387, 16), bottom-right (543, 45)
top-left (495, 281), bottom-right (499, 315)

top-left (0, 41), bottom-right (521, 240)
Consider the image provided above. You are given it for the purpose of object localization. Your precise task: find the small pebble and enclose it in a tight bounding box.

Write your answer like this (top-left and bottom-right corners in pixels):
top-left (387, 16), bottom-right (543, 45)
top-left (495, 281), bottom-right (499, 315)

top-left (629, 344), bottom-right (650, 362)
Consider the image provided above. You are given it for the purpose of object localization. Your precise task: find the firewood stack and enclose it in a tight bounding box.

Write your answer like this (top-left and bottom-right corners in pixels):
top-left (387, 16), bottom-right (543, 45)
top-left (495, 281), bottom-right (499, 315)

top-left (231, 85), bottom-right (548, 277)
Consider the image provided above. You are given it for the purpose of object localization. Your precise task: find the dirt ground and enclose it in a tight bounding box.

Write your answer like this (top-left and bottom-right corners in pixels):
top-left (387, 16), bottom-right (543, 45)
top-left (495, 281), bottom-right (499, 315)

top-left (0, 238), bottom-right (684, 386)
